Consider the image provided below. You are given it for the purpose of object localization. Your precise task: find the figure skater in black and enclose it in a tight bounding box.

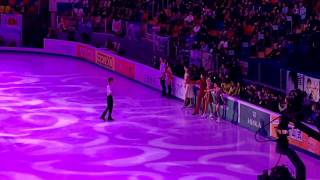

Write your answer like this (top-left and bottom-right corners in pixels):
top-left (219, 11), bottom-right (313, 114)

top-left (101, 77), bottom-right (114, 121)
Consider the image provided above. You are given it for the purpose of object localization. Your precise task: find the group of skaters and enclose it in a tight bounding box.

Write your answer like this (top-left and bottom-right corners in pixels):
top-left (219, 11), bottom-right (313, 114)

top-left (159, 58), bottom-right (241, 121)
top-left (184, 67), bottom-right (227, 121)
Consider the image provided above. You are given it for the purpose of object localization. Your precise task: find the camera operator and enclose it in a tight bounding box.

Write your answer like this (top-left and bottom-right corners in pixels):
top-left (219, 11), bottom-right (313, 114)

top-left (278, 97), bottom-right (288, 113)
top-left (286, 89), bottom-right (304, 114)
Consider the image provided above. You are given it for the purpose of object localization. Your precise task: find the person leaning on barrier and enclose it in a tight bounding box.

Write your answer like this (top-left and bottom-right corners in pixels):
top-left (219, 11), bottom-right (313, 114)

top-left (234, 82), bottom-right (241, 97)
top-left (213, 82), bottom-right (224, 121)
top-left (159, 57), bottom-right (167, 97)
top-left (166, 62), bottom-right (173, 97)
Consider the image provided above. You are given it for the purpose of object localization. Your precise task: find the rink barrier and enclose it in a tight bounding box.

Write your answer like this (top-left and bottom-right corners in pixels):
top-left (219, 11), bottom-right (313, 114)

top-left (42, 39), bottom-right (320, 156)
top-left (43, 39), bottom-right (186, 99)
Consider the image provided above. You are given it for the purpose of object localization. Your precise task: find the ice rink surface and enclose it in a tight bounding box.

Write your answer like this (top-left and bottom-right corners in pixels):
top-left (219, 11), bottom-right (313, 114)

top-left (0, 52), bottom-right (319, 180)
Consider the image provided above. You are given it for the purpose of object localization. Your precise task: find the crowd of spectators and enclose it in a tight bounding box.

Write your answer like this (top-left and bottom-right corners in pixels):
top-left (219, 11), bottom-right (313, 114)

top-left (158, 0), bottom-right (320, 61)
top-left (60, 0), bottom-right (320, 52)
top-left (61, 0), bottom-right (320, 61)
top-left (0, 0), bottom-right (39, 14)
top-left (82, 0), bottom-right (320, 57)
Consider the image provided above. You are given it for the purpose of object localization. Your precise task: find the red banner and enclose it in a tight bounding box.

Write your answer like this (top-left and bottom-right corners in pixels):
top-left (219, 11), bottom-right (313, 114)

top-left (270, 115), bottom-right (320, 156)
top-left (115, 59), bottom-right (135, 79)
top-left (76, 44), bottom-right (96, 62)
top-left (95, 51), bottom-right (115, 70)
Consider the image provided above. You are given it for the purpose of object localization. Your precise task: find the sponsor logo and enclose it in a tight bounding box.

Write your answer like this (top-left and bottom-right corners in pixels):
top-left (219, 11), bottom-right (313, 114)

top-left (288, 126), bottom-right (302, 141)
top-left (77, 45), bottom-right (95, 61)
top-left (95, 51), bottom-right (115, 70)
top-left (247, 111), bottom-right (262, 129)
top-left (240, 104), bottom-right (270, 134)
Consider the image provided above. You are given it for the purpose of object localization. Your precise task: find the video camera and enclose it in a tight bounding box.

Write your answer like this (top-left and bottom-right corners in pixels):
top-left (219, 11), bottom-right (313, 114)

top-left (257, 112), bottom-right (320, 180)
top-left (258, 165), bottom-right (294, 180)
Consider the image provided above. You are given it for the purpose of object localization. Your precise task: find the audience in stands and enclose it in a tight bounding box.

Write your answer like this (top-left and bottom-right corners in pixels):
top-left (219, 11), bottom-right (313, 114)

top-left (0, 0), bottom-right (39, 14)
top-left (60, 0), bottom-right (320, 62)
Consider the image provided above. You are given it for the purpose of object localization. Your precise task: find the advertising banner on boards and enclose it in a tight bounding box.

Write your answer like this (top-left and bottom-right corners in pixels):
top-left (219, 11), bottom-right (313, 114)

top-left (76, 44), bottom-right (96, 62)
top-left (239, 103), bottom-right (271, 136)
top-left (95, 51), bottom-right (115, 70)
top-left (115, 58), bottom-right (136, 79)
top-left (135, 64), bottom-right (161, 90)
top-left (44, 39), bottom-right (78, 56)
top-left (221, 98), bottom-right (239, 123)
top-left (270, 113), bottom-right (320, 156)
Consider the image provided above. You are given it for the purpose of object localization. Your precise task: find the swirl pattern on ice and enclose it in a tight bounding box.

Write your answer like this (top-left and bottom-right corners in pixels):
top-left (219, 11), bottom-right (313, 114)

top-left (0, 52), bottom-right (319, 180)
